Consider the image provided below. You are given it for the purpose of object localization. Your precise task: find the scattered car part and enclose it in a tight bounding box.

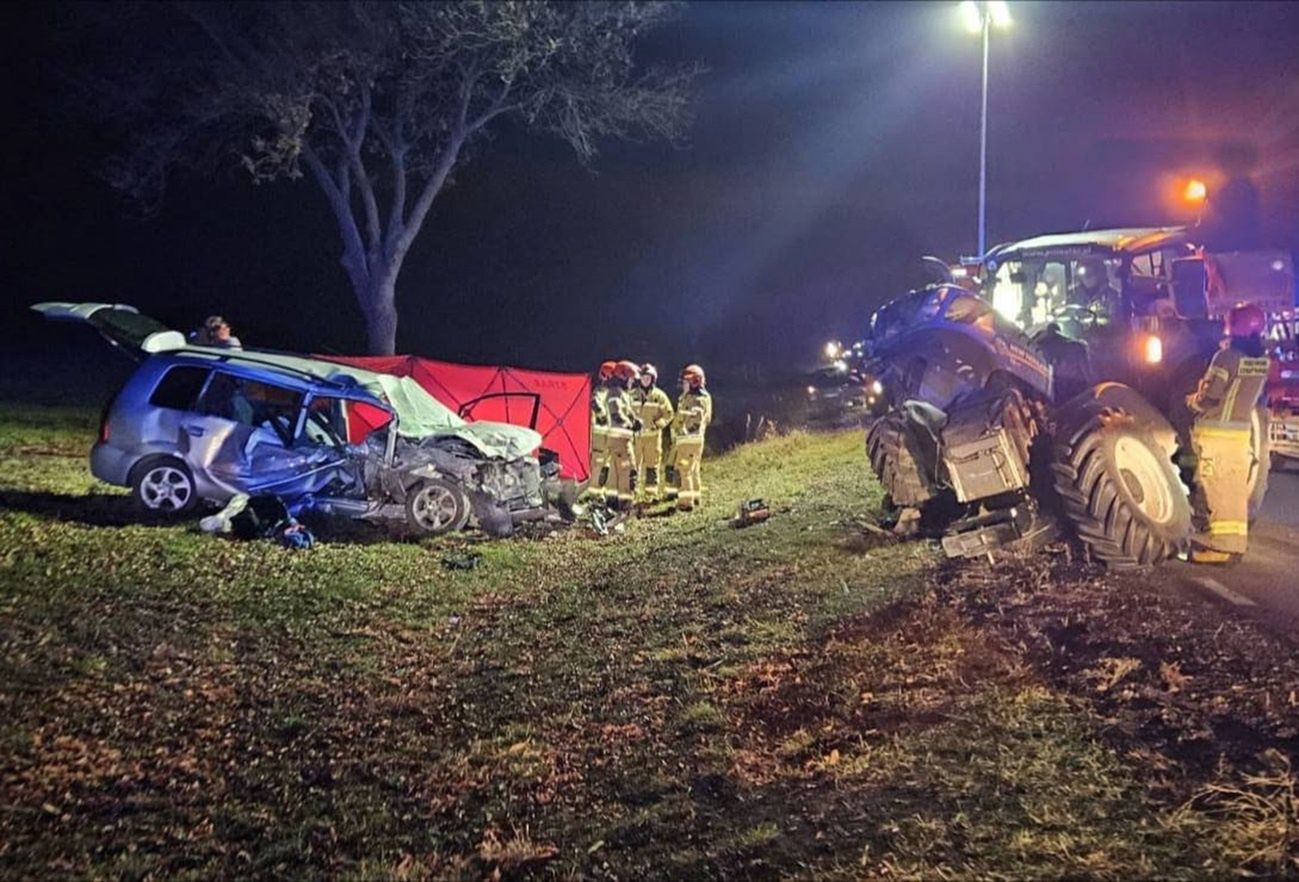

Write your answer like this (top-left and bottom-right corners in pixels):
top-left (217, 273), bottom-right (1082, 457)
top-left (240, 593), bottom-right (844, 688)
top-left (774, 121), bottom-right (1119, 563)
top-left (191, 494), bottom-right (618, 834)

top-left (732, 498), bottom-right (771, 528)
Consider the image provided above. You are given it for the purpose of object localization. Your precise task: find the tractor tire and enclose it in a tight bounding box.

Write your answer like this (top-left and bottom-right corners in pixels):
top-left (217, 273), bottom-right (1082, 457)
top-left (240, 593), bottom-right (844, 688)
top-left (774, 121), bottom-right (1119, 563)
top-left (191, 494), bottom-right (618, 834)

top-left (866, 411), bottom-right (933, 507)
top-left (1051, 407), bottom-right (1191, 569)
top-left (1247, 407), bottom-right (1270, 524)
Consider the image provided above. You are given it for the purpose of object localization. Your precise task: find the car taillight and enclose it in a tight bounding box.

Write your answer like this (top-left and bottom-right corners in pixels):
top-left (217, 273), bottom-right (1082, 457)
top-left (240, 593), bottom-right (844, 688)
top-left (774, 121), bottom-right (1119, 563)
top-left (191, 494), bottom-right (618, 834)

top-left (97, 395), bottom-right (115, 444)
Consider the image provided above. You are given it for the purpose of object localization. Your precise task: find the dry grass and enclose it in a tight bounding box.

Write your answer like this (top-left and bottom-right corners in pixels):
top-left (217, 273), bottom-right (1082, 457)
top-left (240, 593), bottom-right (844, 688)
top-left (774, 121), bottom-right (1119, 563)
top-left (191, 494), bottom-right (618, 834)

top-left (1174, 750), bottom-right (1299, 874)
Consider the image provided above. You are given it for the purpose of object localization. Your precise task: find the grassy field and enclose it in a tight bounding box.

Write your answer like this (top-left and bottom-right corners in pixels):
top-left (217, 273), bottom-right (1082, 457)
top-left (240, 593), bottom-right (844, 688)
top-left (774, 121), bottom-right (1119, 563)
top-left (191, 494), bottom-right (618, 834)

top-left (1, 403), bottom-right (1297, 880)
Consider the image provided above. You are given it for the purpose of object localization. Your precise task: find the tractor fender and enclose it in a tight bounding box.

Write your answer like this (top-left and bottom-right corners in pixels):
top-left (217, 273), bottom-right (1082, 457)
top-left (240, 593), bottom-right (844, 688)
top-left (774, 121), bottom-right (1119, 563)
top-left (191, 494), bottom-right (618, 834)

top-left (1057, 382), bottom-right (1180, 463)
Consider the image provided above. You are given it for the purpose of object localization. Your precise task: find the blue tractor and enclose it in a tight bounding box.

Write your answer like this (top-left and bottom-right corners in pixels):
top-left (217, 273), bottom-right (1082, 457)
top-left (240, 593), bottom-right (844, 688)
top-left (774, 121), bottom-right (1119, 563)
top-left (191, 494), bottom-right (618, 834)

top-left (865, 229), bottom-right (1286, 568)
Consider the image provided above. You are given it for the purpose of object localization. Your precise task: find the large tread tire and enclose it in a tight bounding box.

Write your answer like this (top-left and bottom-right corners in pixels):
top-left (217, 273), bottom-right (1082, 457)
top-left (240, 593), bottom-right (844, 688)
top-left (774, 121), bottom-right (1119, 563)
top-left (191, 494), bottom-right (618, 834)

top-left (1051, 407), bottom-right (1191, 569)
top-left (866, 411), bottom-right (933, 507)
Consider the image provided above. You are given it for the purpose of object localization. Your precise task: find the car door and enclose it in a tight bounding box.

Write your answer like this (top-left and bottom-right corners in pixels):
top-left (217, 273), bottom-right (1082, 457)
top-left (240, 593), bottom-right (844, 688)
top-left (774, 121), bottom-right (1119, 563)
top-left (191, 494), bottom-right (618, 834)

top-left (189, 370), bottom-right (307, 496)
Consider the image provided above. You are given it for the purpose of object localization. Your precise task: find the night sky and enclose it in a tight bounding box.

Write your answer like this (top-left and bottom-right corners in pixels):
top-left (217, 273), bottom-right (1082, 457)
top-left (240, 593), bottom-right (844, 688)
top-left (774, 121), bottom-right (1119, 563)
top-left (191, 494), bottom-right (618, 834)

top-left (3, 1), bottom-right (1299, 393)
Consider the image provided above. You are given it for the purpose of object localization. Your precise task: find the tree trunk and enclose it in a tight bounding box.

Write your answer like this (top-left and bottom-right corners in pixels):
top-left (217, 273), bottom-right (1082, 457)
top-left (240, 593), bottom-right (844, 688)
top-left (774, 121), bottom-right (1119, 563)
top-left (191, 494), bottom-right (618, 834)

top-left (362, 275), bottom-right (399, 355)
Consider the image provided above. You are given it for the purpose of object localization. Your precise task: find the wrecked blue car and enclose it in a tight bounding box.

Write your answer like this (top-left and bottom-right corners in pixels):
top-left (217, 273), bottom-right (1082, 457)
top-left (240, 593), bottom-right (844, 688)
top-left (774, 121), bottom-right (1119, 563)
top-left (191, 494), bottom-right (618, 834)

top-left (33, 302), bottom-right (575, 536)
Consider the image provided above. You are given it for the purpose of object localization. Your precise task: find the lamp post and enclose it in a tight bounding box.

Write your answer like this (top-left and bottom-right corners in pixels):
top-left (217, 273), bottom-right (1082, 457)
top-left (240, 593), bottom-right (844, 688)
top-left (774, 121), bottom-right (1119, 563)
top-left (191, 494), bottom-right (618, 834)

top-left (958, 1), bottom-right (1012, 258)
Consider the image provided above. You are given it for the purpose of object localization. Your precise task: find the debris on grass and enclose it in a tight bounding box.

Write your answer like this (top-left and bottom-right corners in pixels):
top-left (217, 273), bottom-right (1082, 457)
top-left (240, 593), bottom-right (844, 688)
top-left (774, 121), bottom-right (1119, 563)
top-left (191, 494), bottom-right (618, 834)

top-left (441, 551), bottom-right (483, 571)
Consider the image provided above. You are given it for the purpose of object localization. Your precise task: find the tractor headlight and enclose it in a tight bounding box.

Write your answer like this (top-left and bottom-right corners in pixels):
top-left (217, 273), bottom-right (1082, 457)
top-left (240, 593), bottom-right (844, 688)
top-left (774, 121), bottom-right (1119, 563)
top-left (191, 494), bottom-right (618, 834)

top-left (1143, 334), bottom-right (1163, 365)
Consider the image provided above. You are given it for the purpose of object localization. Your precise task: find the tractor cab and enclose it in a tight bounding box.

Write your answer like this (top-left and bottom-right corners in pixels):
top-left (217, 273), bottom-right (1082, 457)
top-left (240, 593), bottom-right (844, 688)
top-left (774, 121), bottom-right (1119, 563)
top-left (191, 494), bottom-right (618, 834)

top-left (979, 228), bottom-right (1214, 399)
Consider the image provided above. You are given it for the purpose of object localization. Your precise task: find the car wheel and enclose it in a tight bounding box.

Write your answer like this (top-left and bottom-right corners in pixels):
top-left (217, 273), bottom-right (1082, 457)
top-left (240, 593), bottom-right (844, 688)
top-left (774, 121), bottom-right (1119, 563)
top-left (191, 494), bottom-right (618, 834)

top-left (405, 478), bottom-right (470, 536)
top-left (130, 456), bottom-right (198, 515)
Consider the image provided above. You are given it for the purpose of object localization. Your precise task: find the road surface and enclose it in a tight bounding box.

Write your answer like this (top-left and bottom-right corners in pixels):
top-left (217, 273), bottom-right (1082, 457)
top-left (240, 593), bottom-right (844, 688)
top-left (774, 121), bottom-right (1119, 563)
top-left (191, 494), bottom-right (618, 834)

top-left (1158, 464), bottom-right (1299, 634)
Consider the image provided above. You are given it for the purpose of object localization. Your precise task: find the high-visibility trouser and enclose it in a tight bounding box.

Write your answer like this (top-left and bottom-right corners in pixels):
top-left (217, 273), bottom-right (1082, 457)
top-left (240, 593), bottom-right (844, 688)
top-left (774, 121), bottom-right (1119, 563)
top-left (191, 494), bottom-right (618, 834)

top-left (673, 433), bottom-right (705, 510)
top-left (605, 426), bottom-right (637, 506)
top-left (1190, 422), bottom-right (1252, 554)
top-left (634, 429), bottom-right (664, 499)
top-left (590, 425), bottom-right (611, 491)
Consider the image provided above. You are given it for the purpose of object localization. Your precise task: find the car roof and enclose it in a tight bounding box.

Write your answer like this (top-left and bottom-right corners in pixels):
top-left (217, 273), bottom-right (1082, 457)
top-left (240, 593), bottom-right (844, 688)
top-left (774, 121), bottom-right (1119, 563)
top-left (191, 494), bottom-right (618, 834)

top-left (986, 227), bottom-right (1191, 263)
top-left (153, 347), bottom-right (388, 401)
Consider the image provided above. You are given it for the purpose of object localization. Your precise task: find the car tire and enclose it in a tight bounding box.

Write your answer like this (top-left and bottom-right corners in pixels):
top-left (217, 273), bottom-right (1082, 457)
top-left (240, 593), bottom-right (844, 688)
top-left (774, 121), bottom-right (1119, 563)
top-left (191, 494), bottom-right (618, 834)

top-left (1051, 407), bottom-right (1191, 569)
top-left (129, 456), bottom-right (199, 516)
top-left (404, 478), bottom-right (470, 536)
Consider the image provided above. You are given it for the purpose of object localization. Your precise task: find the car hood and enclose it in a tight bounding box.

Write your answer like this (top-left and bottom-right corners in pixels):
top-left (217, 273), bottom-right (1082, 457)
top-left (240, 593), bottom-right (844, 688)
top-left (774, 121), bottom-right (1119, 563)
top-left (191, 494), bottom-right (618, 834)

top-left (348, 372), bottom-right (539, 459)
top-left (456, 420), bottom-right (543, 459)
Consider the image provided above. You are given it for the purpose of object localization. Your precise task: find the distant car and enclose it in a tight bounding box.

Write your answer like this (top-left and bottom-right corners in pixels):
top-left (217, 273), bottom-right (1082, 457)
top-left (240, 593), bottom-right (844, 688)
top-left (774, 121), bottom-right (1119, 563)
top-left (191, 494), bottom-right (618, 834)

top-left (32, 302), bottom-right (575, 536)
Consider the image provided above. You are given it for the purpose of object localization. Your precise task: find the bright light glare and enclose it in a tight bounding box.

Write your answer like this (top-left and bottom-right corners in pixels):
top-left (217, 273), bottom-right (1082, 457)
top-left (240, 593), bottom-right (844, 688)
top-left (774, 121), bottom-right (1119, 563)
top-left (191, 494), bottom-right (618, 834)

top-left (870, 379), bottom-right (884, 395)
top-left (1144, 335), bottom-right (1163, 365)
top-left (958, 0), bottom-right (983, 34)
top-left (988, 1), bottom-right (1012, 28)
top-left (1183, 179), bottom-right (1208, 203)
top-left (833, 359), bottom-right (849, 373)
top-left (824, 341), bottom-right (840, 359)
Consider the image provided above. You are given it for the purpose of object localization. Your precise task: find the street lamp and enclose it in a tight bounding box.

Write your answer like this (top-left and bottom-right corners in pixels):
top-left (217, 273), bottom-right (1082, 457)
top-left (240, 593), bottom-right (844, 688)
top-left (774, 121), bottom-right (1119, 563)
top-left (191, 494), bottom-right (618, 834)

top-left (958, 0), bottom-right (1012, 259)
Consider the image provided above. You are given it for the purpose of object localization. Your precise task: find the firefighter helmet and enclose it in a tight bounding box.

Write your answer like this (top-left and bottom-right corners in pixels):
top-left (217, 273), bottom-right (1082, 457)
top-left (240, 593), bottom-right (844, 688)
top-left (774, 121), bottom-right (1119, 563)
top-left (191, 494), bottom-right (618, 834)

top-left (640, 363), bottom-right (658, 383)
top-left (1226, 302), bottom-right (1266, 337)
top-left (613, 360), bottom-right (641, 382)
top-left (681, 364), bottom-right (706, 387)
top-left (597, 360), bottom-right (617, 381)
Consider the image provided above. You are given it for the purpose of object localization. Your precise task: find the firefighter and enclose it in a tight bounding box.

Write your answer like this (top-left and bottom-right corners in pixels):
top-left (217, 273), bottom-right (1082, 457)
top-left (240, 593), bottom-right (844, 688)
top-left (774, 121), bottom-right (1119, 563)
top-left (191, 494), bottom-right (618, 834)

top-left (605, 360), bottom-right (642, 510)
top-left (1185, 303), bottom-right (1271, 563)
top-left (589, 361), bottom-right (617, 498)
top-left (670, 364), bottom-right (712, 511)
top-left (631, 363), bottom-right (675, 503)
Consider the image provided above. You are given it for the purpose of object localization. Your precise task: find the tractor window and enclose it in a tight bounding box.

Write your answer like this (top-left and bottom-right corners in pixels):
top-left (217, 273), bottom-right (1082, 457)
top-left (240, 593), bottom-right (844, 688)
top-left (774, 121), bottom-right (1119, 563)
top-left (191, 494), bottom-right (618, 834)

top-left (991, 262), bottom-right (1023, 323)
top-left (990, 260), bottom-right (1067, 328)
top-left (1066, 258), bottom-right (1124, 325)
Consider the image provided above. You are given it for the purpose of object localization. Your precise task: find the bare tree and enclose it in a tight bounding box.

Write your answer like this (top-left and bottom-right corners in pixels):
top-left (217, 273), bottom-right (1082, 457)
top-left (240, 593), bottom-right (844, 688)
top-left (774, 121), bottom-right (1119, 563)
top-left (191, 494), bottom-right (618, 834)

top-left (83, 2), bottom-right (696, 354)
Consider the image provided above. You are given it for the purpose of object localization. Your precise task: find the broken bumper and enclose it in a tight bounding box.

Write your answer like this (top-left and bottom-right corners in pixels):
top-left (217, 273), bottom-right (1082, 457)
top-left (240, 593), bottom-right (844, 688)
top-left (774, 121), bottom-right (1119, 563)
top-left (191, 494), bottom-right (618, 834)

top-left (940, 502), bottom-right (1055, 558)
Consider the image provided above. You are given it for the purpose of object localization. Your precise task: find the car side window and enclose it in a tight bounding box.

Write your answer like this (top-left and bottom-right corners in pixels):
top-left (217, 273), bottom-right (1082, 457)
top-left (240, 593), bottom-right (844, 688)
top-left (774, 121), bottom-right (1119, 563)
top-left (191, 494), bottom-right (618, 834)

top-left (197, 372), bottom-right (303, 445)
top-left (301, 397), bottom-right (348, 448)
top-left (148, 366), bottom-right (211, 411)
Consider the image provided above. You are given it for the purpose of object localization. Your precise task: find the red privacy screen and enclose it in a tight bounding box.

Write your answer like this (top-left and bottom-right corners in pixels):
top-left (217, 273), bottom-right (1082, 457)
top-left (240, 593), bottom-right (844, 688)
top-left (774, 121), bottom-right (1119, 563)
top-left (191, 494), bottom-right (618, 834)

top-left (326, 355), bottom-right (591, 482)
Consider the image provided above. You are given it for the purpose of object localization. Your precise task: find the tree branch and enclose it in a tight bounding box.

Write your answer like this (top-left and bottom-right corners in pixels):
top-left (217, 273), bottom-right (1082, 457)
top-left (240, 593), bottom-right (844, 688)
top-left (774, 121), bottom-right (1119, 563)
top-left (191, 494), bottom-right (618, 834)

top-left (302, 145), bottom-right (370, 293)
top-left (396, 134), bottom-right (464, 261)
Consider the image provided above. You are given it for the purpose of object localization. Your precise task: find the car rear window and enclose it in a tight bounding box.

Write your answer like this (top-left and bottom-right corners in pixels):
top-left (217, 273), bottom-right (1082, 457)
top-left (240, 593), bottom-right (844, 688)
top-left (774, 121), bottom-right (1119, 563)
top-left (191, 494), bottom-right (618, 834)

top-left (148, 366), bottom-right (211, 411)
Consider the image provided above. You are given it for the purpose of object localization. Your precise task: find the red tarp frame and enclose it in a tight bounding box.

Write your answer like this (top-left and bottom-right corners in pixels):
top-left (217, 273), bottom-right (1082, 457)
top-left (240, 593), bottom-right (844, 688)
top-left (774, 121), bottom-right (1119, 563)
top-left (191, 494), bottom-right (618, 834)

top-left (325, 355), bottom-right (591, 482)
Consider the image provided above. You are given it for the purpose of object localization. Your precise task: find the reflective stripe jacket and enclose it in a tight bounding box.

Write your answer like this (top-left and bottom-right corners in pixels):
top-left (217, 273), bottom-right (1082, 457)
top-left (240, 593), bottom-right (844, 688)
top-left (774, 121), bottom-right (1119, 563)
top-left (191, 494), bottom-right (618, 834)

top-left (673, 388), bottom-right (712, 436)
top-left (592, 386), bottom-right (610, 427)
top-left (1188, 346), bottom-right (1270, 426)
top-left (632, 386), bottom-right (674, 435)
top-left (606, 385), bottom-right (638, 431)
